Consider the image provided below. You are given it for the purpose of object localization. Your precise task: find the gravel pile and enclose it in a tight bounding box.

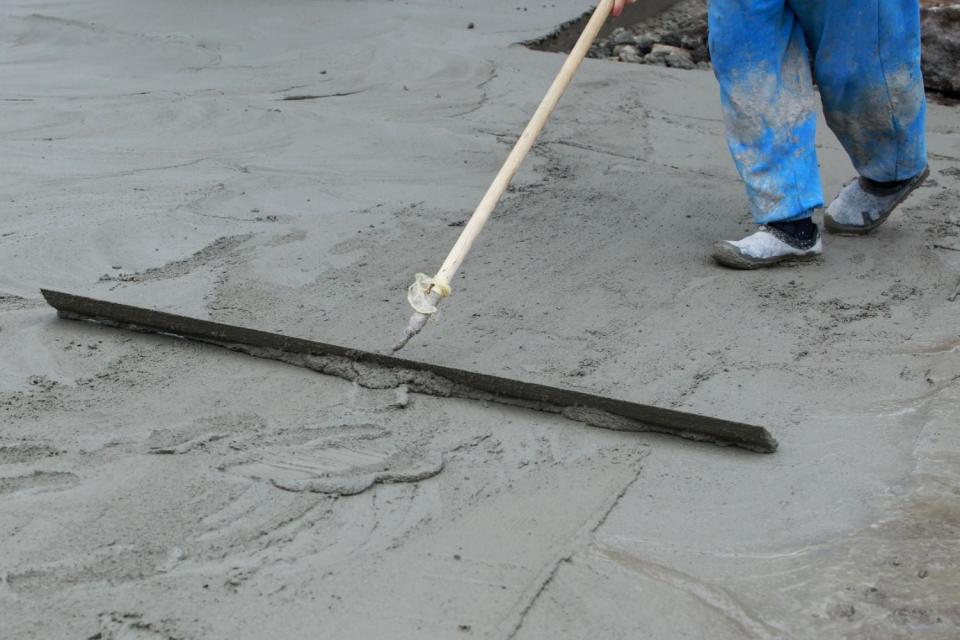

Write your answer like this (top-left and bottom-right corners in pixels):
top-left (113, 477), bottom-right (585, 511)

top-left (587, 0), bottom-right (708, 70)
top-left (581, 0), bottom-right (959, 98)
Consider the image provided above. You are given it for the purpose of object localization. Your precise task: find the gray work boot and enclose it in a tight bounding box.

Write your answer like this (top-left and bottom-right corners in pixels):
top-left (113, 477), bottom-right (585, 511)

top-left (712, 223), bottom-right (822, 269)
top-left (824, 166), bottom-right (929, 235)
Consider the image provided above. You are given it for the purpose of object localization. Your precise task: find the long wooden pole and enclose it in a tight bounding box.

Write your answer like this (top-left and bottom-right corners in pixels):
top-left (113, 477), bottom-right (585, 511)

top-left (436, 0), bottom-right (614, 283)
top-left (395, 0), bottom-right (614, 352)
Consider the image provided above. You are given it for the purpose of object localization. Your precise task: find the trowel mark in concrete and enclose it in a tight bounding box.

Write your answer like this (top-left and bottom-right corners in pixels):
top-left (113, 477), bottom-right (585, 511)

top-left (226, 447), bottom-right (444, 496)
top-left (0, 442), bottom-right (61, 464)
top-left (0, 294), bottom-right (45, 311)
top-left (145, 412), bottom-right (266, 455)
top-left (220, 421), bottom-right (445, 496)
top-left (6, 545), bottom-right (171, 597)
top-left (0, 470), bottom-right (78, 495)
top-left (146, 417), bottom-right (393, 457)
top-left (280, 90), bottom-right (365, 101)
top-left (142, 411), bottom-right (441, 497)
top-left (95, 612), bottom-right (183, 640)
top-left (98, 234), bottom-right (252, 284)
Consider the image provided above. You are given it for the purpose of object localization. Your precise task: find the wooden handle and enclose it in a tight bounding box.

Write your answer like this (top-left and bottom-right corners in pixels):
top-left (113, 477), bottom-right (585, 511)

top-left (434, 0), bottom-right (614, 285)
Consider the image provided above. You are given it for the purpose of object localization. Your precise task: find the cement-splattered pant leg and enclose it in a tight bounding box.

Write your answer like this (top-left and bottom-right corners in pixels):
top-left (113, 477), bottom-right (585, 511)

top-left (709, 0), bottom-right (822, 223)
top-left (708, 0), bottom-right (927, 224)
top-left (790, 0), bottom-right (927, 184)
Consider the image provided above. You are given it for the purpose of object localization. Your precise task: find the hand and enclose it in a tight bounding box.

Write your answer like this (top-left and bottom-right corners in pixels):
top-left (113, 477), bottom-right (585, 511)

top-left (612, 0), bottom-right (637, 18)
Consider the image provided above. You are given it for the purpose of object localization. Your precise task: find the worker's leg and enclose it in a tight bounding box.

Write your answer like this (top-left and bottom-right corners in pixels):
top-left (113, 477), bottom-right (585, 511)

top-left (790, 0), bottom-right (928, 233)
top-left (709, 0), bottom-right (823, 224)
top-left (709, 0), bottom-right (823, 269)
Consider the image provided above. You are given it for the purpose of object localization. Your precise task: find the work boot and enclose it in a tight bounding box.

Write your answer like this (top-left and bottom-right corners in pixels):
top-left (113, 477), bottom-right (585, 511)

top-left (823, 166), bottom-right (929, 235)
top-left (712, 219), bottom-right (822, 269)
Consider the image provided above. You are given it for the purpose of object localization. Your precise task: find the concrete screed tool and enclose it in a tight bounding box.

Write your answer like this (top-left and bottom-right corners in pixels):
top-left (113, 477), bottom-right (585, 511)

top-left (40, 0), bottom-right (778, 453)
top-left (42, 290), bottom-right (777, 453)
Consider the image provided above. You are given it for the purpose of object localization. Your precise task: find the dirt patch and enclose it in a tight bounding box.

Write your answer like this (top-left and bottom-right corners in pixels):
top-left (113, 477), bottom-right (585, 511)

top-left (526, 0), bottom-right (687, 53)
top-left (529, 0), bottom-right (960, 98)
top-left (528, 0), bottom-right (708, 70)
top-left (923, 3), bottom-right (960, 97)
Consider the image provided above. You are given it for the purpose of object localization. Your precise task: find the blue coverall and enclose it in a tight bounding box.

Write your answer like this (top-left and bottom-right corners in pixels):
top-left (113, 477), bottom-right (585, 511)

top-left (708, 0), bottom-right (928, 224)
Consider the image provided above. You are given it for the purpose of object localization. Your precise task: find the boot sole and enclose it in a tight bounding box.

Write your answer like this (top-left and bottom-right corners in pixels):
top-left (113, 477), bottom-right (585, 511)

top-left (824, 166), bottom-right (930, 236)
top-left (711, 243), bottom-right (822, 270)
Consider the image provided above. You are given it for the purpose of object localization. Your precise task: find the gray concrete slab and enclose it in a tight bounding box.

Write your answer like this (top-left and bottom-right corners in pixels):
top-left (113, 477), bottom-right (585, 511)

top-left (1, 1), bottom-right (958, 638)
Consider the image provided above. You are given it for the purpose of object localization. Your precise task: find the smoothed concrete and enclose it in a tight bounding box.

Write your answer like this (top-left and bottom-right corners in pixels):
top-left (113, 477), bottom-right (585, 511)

top-left (1, 1), bottom-right (958, 638)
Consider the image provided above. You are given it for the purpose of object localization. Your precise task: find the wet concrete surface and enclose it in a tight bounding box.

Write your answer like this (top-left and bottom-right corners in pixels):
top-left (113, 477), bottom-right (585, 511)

top-left (1, 1), bottom-right (959, 638)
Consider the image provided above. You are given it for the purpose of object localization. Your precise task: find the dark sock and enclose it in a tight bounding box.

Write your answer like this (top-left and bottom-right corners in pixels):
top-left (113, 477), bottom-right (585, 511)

top-left (862, 176), bottom-right (911, 192)
top-left (770, 216), bottom-right (817, 244)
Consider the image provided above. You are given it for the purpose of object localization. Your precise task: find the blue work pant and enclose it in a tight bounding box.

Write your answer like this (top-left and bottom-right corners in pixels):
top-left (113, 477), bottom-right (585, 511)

top-left (708, 0), bottom-right (927, 223)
